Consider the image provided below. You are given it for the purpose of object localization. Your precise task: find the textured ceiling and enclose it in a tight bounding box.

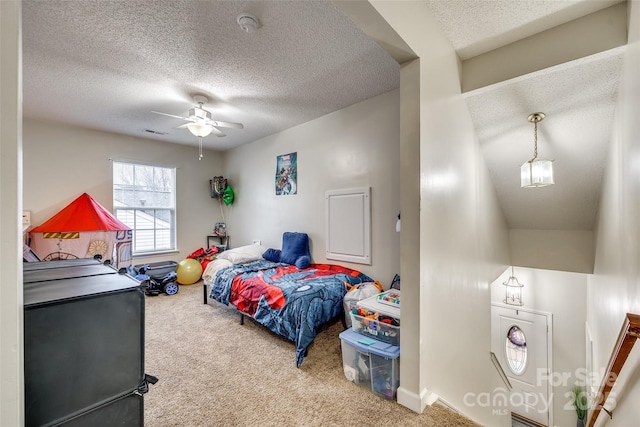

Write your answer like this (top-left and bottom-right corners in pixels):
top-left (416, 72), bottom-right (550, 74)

top-left (465, 51), bottom-right (623, 230)
top-left (424, 0), bottom-right (625, 230)
top-left (22, 0), bottom-right (626, 232)
top-left (22, 0), bottom-right (399, 151)
top-left (424, 0), bottom-right (622, 59)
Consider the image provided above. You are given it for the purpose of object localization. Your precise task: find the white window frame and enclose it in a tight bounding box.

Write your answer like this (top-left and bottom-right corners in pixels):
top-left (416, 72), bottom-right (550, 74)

top-left (112, 160), bottom-right (176, 255)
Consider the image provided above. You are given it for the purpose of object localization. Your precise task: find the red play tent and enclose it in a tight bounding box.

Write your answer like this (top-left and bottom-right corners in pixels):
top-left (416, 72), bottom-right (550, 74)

top-left (30, 193), bottom-right (132, 269)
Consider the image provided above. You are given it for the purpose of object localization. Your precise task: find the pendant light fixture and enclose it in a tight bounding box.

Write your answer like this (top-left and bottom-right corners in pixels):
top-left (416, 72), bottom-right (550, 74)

top-left (521, 112), bottom-right (554, 188)
top-left (503, 266), bottom-right (524, 306)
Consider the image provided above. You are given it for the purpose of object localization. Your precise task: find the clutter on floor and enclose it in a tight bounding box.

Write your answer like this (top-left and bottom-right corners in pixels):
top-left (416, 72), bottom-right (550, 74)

top-left (133, 261), bottom-right (179, 296)
top-left (340, 281), bottom-right (401, 400)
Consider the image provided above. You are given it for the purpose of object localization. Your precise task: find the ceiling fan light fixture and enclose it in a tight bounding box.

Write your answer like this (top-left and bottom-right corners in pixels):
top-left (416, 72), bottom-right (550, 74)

top-left (186, 122), bottom-right (214, 138)
top-left (521, 112), bottom-right (554, 188)
top-left (151, 94), bottom-right (242, 159)
top-left (237, 13), bottom-right (259, 33)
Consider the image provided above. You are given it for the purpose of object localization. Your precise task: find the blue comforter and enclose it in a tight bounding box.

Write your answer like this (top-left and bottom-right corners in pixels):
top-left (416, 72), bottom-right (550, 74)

top-left (209, 260), bottom-right (372, 367)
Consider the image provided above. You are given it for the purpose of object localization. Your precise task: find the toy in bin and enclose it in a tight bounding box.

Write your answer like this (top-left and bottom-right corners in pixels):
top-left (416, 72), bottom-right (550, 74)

top-left (352, 307), bottom-right (400, 328)
top-left (373, 366), bottom-right (394, 399)
top-left (357, 353), bottom-right (371, 382)
top-left (377, 290), bottom-right (400, 308)
top-left (352, 290), bottom-right (401, 345)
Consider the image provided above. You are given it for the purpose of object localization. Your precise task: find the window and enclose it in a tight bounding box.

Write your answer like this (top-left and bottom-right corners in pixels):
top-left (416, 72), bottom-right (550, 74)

top-left (113, 161), bottom-right (176, 255)
top-left (505, 325), bottom-right (527, 375)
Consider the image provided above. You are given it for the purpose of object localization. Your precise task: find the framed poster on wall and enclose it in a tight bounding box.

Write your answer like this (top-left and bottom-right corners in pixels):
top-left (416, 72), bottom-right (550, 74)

top-left (275, 152), bottom-right (297, 195)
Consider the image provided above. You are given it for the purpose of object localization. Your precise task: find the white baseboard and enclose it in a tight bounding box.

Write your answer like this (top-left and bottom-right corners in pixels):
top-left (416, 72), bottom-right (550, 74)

top-left (397, 386), bottom-right (438, 413)
top-left (436, 397), bottom-right (460, 413)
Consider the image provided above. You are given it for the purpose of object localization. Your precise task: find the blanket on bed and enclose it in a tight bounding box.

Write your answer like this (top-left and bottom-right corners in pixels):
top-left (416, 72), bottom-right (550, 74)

top-left (209, 259), bottom-right (372, 367)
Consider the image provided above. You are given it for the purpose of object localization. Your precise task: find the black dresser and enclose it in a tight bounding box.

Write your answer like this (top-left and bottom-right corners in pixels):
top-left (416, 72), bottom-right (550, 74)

top-left (24, 259), bottom-right (154, 426)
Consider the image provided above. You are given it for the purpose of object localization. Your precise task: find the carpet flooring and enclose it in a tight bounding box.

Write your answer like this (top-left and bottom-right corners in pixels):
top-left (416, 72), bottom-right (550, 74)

top-left (144, 281), bottom-right (482, 427)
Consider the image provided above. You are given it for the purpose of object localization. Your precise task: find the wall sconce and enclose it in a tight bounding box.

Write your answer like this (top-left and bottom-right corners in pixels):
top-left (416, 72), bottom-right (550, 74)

top-left (503, 266), bottom-right (524, 306)
top-left (396, 213), bottom-right (401, 233)
top-left (521, 112), bottom-right (554, 188)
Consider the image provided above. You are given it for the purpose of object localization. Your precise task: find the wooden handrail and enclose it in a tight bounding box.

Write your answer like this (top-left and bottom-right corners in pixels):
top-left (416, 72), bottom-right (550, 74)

top-left (586, 313), bottom-right (640, 427)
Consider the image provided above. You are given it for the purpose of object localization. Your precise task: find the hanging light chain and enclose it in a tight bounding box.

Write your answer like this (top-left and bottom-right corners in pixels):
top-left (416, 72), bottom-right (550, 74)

top-left (533, 120), bottom-right (538, 159)
top-left (522, 112), bottom-right (553, 188)
top-left (198, 136), bottom-right (203, 160)
top-left (527, 112), bottom-right (545, 161)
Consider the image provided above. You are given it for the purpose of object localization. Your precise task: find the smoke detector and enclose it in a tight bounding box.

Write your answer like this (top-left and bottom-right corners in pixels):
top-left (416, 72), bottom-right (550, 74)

top-left (237, 13), bottom-right (260, 33)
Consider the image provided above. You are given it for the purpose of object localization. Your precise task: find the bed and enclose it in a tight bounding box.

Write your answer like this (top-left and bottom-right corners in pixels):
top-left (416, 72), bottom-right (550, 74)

top-left (202, 234), bottom-right (373, 367)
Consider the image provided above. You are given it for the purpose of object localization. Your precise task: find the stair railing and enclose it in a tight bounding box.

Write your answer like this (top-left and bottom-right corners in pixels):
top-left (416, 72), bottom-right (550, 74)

top-left (586, 313), bottom-right (640, 427)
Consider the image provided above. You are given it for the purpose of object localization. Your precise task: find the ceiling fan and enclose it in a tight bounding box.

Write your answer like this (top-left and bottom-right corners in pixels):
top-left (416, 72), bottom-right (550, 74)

top-left (152, 95), bottom-right (243, 159)
top-left (152, 95), bottom-right (244, 138)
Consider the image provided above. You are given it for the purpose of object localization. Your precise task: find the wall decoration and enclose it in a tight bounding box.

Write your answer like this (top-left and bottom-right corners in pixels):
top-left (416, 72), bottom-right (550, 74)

top-left (275, 152), bottom-right (297, 195)
top-left (213, 222), bottom-right (226, 236)
top-left (210, 176), bottom-right (227, 199)
top-left (210, 176), bottom-right (233, 235)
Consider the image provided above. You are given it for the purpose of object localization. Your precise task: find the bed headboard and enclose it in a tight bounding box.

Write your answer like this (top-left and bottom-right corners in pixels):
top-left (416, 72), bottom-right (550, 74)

top-left (325, 187), bottom-right (371, 265)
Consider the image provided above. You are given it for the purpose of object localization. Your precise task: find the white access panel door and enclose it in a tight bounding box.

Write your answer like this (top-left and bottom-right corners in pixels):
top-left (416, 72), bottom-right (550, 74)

top-left (325, 187), bottom-right (371, 265)
top-left (491, 305), bottom-right (551, 426)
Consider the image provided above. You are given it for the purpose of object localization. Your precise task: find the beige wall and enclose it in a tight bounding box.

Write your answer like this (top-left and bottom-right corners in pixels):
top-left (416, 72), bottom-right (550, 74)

top-left (509, 229), bottom-right (595, 274)
top-left (397, 58), bottom-right (425, 411)
top-left (23, 119), bottom-right (225, 266)
top-left (222, 89), bottom-right (400, 286)
top-left (364, 2), bottom-right (511, 425)
top-left (0, 1), bottom-right (24, 425)
top-left (587, 1), bottom-right (640, 426)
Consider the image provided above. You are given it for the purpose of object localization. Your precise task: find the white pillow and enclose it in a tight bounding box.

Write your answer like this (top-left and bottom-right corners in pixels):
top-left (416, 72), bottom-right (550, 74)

top-left (202, 258), bottom-right (233, 283)
top-left (216, 244), bottom-right (266, 265)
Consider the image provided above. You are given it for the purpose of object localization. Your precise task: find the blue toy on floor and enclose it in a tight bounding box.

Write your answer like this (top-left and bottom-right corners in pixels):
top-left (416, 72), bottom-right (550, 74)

top-left (135, 265), bottom-right (179, 296)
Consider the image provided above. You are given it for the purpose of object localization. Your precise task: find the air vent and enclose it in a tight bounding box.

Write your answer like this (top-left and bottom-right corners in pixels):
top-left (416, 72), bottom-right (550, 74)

top-left (144, 129), bottom-right (167, 135)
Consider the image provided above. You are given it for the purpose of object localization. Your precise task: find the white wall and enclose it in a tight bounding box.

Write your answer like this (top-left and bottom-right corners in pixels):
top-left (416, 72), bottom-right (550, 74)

top-left (222, 89), bottom-right (401, 286)
top-left (0, 1), bottom-right (24, 425)
top-left (23, 119), bottom-right (225, 266)
top-left (510, 229), bottom-right (595, 274)
top-left (587, 1), bottom-right (640, 426)
top-left (491, 267), bottom-right (588, 427)
top-left (364, 2), bottom-right (511, 425)
top-left (396, 58), bottom-right (425, 412)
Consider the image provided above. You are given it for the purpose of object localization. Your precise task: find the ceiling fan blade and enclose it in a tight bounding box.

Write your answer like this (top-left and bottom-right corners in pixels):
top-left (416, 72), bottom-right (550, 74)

top-left (151, 110), bottom-right (189, 121)
top-left (209, 120), bottom-right (243, 129)
top-left (210, 126), bottom-right (226, 137)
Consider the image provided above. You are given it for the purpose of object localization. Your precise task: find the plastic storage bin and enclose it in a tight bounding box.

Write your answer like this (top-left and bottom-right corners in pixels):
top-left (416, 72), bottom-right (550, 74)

top-left (343, 299), bottom-right (358, 328)
top-left (351, 289), bottom-right (401, 346)
top-left (357, 289), bottom-right (401, 319)
top-left (350, 311), bottom-right (400, 346)
top-left (342, 283), bottom-right (384, 328)
top-left (339, 328), bottom-right (400, 400)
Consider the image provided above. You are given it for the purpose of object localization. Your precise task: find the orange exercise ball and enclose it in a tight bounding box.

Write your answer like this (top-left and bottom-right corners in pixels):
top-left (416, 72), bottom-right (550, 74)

top-left (176, 258), bottom-right (202, 285)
